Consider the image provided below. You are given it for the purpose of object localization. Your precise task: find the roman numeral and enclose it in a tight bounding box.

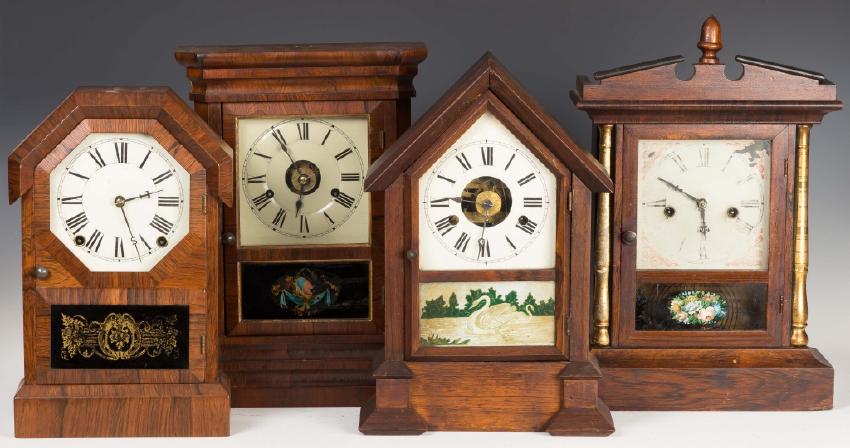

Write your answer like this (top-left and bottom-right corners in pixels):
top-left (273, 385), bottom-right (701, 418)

top-left (300, 215), bottom-right (310, 233)
top-left (699, 240), bottom-right (708, 260)
top-left (88, 149), bottom-right (106, 168)
top-left (643, 199), bottom-right (667, 207)
top-left (246, 174), bottom-right (267, 184)
top-left (437, 174), bottom-right (456, 184)
top-left (272, 208), bottom-right (286, 227)
top-left (149, 214), bottom-right (174, 235)
top-left (524, 197), bottom-right (543, 207)
top-left (140, 235), bottom-right (152, 251)
top-left (69, 171), bottom-right (90, 180)
top-left (430, 198), bottom-right (450, 208)
top-left (321, 129), bottom-right (331, 145)
top-left (152, 170), bottom-right (173, 185)
top-left (481, 146), bottom-right (494, 166)
top-left (434, 216), bottom-right (457, 236)
top-left (737, 174), bottom-right (754, 185)
top-left (516, 218), bottom-right (538, 235)
top-left (517, 173), bottom-right (536, 186)
top-left (504, 153), bottom-right (516, 171)
top-left (741, 199), bottom-right (762, 208)
top-left (115, 142), bottom-right (128, 163)
top-left (455, 153), bottom-right (472, 171)
top-left (139, 150), bottom-right (152, 168)
top-left (85, 229), bottom-right (103, 252)
top-left (114, 237), bottom-right (124, 258)
top-left (697, 147), bottom-right (709, 167)
top-left (477, 238), bottom-right (490, 259)
top-left (670, 154), bottom-right (687, 173)
top-left (297, 122), bottom-right (309, 140)
top-left (333, 191), bottom-right (356, 208)
top-left (335, 148), bottom-right (353, 160)
top-left (65, 212), bottom-right (88, 234)
top-left (738, 219), bottom-right (755, 232)
top-left (454, 232), bottom-right (471, 252)
top-left (505, 235), bottom-right (517, 250)
top-left (158, 196), bottom-right (180, 207)
top-left (60, 195), bottom-right (83, 205)
top-left (323, 212), bottom-right (335, 225)
top-left (341, 173), bottom-right (361, 182)
top-left (271, 128), bottom-right (288, 149)
top-left (252, 190), bottom-right (274, 210)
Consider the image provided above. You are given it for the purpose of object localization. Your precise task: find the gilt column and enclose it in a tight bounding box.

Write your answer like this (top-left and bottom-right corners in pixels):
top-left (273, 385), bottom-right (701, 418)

top-left (593, 124), bottom-right (613, 346)
top-left (791, 124), bottom-right (810, 347)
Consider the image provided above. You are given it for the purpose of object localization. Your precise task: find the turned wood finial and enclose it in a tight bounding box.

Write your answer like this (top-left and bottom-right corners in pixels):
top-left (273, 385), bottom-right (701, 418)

top-left (698, 15), bottom-right (722, 64)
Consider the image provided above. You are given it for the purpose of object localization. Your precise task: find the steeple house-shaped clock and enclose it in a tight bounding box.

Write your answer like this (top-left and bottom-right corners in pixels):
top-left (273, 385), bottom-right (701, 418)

top-left (360, 53), bottom-right (615, 435)
top-left (176, 43), bottom-right (427, 407)
top-left (573, 17), bottom-right (842, 411)
top-left (8, 88), bottom-right (233, 437)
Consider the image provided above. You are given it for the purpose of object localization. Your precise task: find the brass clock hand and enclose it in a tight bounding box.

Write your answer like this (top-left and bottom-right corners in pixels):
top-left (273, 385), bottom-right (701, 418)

top-left (657, 177), bottom-right (701, 204)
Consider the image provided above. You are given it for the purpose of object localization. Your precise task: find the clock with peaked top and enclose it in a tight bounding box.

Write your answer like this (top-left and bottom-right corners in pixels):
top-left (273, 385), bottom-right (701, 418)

top-left (7, 87), bottom-right (233, 437)
top-left (572, 17), bottom-right (841, 411)
top-left (175, 43), bottom-right (427, 407)
top-left (360, 53), bottom-right (614, 436)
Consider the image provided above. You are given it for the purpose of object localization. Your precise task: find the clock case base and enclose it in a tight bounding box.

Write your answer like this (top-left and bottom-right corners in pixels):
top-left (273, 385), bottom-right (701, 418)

top-left (595, 347), bottom-right (832, 410)
top-left (13, 375), bottom-right (230, 438)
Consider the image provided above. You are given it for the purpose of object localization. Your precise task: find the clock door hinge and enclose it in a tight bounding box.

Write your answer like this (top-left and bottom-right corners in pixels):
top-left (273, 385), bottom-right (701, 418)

top-left (784, 158), bottom-right (789, 177)
top-left (566, 316), bottom-right (572, 336)
top-left (779, 295), bottom-right (784, 315)
top-left (201, 194), bottom-right (208, 215)
top-left (200, 335), bottom-right (206, 355)
top-left (567, 190), bottom-right (573, 212)
top-left (378, 130), bottom-right (386, 151)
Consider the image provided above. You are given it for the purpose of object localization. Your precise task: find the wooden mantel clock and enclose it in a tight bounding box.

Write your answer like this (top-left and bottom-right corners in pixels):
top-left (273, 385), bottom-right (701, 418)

top-left (175, 42), bottom-right (427, 407)
top-left (8, 87), bottom-right (233, 437)
top-left (360, 53), bottom-right (615, 435)
top-left (572, 17), bottom-right (842, 410)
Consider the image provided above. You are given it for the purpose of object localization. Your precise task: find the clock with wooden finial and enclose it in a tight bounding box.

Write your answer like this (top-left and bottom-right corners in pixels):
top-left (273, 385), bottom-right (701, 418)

top-left (359, 52), bottom-right (615, 435)
top-left (8, 87), bottom-right (233, 437)
top-left (572, 16), bottom-right (841, 410)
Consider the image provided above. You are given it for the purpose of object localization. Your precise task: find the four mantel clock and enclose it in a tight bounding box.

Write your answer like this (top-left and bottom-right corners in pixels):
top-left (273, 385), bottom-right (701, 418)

top-left (572, 17), bottom-right (842, 410)
top-left (175, 43), bottom-right (427, 407)
top-left (8, 88), bottom-right (233, 437)
top-left (360, 53), bottom-right (614, 435)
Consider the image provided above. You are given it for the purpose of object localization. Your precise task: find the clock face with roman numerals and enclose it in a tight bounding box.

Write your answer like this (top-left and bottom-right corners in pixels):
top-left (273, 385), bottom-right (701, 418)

top-left (49, 133), bottom-right (190, 272)
top-left (237, 116), bottom-right (370, 246)
top-left (418, 112), bottom-right (558, 271)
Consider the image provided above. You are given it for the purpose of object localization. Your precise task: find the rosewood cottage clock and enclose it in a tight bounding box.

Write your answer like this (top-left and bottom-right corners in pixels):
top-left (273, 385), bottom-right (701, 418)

top-left (175, 43), bottom-right (426, 407)
top-left (572, 17), bottom-right (842, 410)
top-left (8, 87), bottom-right (233, 437)
top-left (360, 53), bottom-right (614, 435)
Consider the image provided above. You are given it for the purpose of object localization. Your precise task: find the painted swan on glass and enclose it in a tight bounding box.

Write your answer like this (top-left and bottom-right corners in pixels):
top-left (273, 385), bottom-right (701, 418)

top-left (466, 296), bottom-right (534, 337)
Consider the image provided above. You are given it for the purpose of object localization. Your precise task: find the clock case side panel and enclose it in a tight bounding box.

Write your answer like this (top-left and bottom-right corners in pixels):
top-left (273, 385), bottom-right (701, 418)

top-left (615, 124), bottom-right (792, 348)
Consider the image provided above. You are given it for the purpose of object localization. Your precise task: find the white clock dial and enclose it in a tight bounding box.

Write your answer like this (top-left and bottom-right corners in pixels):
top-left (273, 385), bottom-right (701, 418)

top-left (237, 116), bottom-right (369, 246)
top-left (636, 139), bottom-right (771, 270)
top-left (418, 112), bottom-right (557, 271)
top-left (49, 133), bottom-right (190, 272)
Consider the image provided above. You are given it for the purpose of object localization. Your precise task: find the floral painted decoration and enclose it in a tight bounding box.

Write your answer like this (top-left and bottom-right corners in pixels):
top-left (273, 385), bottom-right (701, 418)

top-left (668, 290), bottom-right (727, 326)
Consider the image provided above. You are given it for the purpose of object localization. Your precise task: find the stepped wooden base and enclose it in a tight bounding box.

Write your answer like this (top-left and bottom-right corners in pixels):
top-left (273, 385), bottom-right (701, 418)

top-left (595, 347), bottom-right (833, 411)
top-left (14, 376), bottom-right (230, 438)
top-left (361, 360), bottom-right (613, 435)
top-left (223, 334), bottom-right (381, 407)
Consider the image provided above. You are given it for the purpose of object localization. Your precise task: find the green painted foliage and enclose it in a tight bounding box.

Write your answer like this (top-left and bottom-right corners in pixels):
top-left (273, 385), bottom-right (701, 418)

top-left (420, 288), bottom-right (554, 319)
top-left (420, 334), bottom-right (470, 346)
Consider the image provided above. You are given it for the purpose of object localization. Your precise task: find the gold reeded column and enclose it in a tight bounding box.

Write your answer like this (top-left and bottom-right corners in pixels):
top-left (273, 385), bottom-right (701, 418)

top-left (791, 124), bottom-right (811, 347)
top-left (593, 124), bottom-right (614, 346)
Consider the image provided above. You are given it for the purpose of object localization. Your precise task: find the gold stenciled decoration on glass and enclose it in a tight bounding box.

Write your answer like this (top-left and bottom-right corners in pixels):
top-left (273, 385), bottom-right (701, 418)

top-left (60, 312), bottom-right (180, 361)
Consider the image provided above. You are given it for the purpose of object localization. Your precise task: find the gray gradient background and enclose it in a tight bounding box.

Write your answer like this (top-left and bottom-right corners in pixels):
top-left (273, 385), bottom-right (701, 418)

top-left (1, 0), bottom-right (848, 445)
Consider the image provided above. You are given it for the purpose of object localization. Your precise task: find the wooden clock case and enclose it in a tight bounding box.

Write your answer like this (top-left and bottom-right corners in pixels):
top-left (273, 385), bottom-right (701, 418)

top-left (572, 17), bottom-right (842, 411)
top-left (175, 43), bottom-right (427, 407)
top-left (8, 87), bottom-right (233, 437)
top-left (360, 53), bottom-right (615, 435)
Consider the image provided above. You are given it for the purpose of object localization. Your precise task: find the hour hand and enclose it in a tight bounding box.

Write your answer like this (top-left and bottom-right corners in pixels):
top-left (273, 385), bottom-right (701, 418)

top-left (657, 177), bottom-right (700, 203)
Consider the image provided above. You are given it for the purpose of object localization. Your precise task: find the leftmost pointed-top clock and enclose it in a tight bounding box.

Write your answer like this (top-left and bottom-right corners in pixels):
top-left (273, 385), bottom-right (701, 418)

top-left (8, 87), bottom-right (233, 437)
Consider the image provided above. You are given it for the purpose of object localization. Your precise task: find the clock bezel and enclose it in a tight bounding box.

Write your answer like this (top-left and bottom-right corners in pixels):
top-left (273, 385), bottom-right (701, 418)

top-left (404, 93), bottom-right (572, 361)
top-left (615, 123), bottom-right (794, 347)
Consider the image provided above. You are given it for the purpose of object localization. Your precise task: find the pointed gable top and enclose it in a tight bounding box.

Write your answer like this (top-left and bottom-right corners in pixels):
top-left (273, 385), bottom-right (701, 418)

top-left (365, 52), bottom-right (612, 193)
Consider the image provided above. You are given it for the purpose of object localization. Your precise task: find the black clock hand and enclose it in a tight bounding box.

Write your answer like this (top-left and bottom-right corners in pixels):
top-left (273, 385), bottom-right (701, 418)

top-left (118, 205), bottom-right (143, 263)
top-left (698, 201), bottom-right (710, 236)
top-left (123, 189), bottom-right (164, 203)
top-left (478, 209), bottom-right (490, 260)
top-left (445, 196), bottom-right (476, 204)
top-left (295, 183), bottom-right (306, 216)
top-left (657, 177), bottom-right (701, 204)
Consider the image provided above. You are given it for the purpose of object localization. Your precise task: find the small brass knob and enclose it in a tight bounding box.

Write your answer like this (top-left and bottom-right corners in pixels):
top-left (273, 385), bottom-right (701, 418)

top-left (33, 266), bottom-right (49, 279)
top-left (621, 231), bottom-right (637, 245)
top-left (221, 232), bottom-right (236, 246)
top-left (405, 250), bottom-right (417, 261)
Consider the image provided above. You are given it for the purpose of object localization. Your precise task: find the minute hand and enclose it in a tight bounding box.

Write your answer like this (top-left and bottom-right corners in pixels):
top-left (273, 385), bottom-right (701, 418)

top-left (657, 177), bottom-right (700, 203)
